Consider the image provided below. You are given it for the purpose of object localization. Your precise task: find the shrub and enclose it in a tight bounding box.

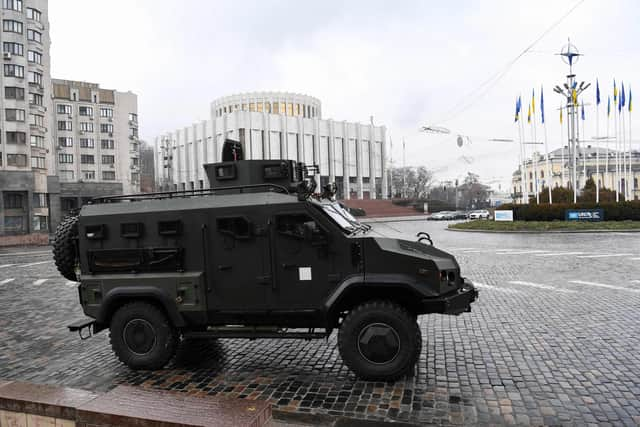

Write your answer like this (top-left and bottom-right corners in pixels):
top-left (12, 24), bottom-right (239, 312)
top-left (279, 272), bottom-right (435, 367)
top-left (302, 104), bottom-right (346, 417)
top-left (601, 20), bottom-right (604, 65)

top-left (498, 200), bottom-right (640, 221)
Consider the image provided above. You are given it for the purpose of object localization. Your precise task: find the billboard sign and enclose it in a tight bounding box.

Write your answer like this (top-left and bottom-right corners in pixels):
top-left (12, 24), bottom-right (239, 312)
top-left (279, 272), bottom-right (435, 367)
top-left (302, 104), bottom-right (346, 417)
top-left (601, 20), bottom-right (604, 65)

top-left (494, 210), bottom-right (514, 222)
top-left (565, 209), bottom-right (604, 222)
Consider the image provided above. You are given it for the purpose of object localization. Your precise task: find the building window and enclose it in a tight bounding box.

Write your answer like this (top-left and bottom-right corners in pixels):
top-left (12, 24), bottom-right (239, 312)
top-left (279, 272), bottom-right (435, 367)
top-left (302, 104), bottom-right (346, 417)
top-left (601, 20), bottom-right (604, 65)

top-left (79, 122), bottom-right (94, 132)
top-left (27, 50), bottom-right (41, 64)
top-left (31, 156), bottom-right (45, 169)
top-left (100, 107), bottom-right (113, 118)
top-left (29, 92), bottom-right (43, 106)
top-left (101, 155), bottom-right (115, 164)
top-left (30, 135), bottom-right (44, 147)
top-left (4, 192), bottom-right (23, 209)
top-left (58, 153), bottom-right (73, 164)
top-left (102, 171), bottom-right (115, 180)
top-left (58, 137), bottom-right (73, 147)
top-left (79, 106), bottom-right (93, 116)
top-left (5, 108), bottom-right (25, 121)
top-left (7, 153), bottom-right (26, 166)
top-left (28, 71), bottom-right (42, 85)
top-left (100, 123), bottom-right (113, 133)
top-left (100, 139), bottom-right (114, 149)
top-left (29, 113), bottom-right (44, 127)
top-left (4, 63), bottom-right (24, 78)
top-left (32, 192), bottom-right (47, 208)
top-left (3, 0), bottom-right (22, 12)
top-left (80, 138), bottom-right (95, 148)
top-left (58, 170), bottom-right (73, 182)
top-left (129, 127), bottom-right (138, 137)
top-left (128, 112), bottom-right (137, 122)
top-left (2, 20), bottom-right (23, 34)
top-left (27, 29), bottom-right (41, 43)
top-left (82, 170), bottom-right (95, 180)
top-left (3, 42), bottom-right (23, 56)
top-left (58, 120), bottom-right (72, 131)
top-left (286, 103), bottom-right (293, 116)
top-left (279, 103), bottom-right (286, 114)
top-left (80, 154), bottom-right (94, 164)
top-left (6, 131), bottom-right (26, 144)
top-left (26, 7), bottom-right (40, 22)
top-left (5, 86), bottom-right (24, 99)
top-left (57, 104), bottom-right (72, 115)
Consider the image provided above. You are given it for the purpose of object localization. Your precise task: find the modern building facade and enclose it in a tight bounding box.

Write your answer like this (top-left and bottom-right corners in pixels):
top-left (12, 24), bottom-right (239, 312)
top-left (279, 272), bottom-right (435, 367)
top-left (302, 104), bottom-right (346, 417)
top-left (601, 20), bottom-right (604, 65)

top-left (154, 92), bottom-right (388, 199)
top-left (0, 0), bottom-right (51, 235)
top-left (50, 79), bottom-right (139, 217)
top-left (512, 146), bottom-right (640, 202)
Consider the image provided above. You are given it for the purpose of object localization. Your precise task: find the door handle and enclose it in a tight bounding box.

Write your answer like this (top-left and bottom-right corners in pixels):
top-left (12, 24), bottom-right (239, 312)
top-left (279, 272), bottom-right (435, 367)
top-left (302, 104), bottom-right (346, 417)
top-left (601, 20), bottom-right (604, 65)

top-left (217, 265), bottom-right (232, 271)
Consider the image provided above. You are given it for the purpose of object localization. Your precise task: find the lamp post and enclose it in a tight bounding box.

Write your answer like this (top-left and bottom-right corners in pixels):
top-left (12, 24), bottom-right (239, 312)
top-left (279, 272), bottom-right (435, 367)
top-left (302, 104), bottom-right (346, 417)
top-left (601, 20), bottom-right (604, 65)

top-left (553, 40), bottom-right (590, 204)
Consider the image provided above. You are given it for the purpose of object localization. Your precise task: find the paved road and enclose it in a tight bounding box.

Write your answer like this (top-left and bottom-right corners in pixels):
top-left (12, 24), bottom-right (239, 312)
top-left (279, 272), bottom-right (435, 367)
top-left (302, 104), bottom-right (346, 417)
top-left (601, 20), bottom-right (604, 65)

top-left (0, 222), bottom-right (639, 426)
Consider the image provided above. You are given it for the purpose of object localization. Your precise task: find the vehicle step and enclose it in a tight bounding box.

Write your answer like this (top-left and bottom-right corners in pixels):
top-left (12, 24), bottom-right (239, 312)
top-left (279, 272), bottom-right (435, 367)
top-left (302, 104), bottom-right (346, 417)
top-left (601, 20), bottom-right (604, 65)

top-left (67, 317), bottom-right (95, 332)
top-left (184, 329), bottom-right (328, 340)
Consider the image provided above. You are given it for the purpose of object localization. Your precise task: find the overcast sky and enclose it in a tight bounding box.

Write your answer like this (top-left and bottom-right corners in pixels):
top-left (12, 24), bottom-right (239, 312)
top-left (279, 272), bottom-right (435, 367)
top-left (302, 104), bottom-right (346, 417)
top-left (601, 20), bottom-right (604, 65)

top-left (50, 0), bottom-right (639, 190)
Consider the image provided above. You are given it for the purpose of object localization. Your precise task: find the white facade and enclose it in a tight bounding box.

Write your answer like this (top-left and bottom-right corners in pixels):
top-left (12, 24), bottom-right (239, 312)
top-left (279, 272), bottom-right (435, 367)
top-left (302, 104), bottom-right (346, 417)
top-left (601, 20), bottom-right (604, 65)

top-left (0, 0), bottom-right (51, 235)
top-left (51, 79), bottom-right (139, 195)
top-left (155, 92), bottom-right (388, 199)
top-left (512, 146), bottom-right (640, 202)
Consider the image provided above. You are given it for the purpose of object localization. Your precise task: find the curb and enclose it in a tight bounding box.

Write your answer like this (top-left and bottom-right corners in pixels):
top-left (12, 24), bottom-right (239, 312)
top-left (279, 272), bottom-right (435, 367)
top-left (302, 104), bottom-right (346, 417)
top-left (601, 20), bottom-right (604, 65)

top-left (272, 410), bottom-right (423, 427)
top-left (446, 227), bottom-right (640, 234)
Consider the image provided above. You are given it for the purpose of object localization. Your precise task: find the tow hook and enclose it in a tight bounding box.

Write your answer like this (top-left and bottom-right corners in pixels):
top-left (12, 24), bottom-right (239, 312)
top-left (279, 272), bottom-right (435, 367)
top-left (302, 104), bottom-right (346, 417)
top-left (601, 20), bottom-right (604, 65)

top-left (416, 232), bottom-right (433, 245)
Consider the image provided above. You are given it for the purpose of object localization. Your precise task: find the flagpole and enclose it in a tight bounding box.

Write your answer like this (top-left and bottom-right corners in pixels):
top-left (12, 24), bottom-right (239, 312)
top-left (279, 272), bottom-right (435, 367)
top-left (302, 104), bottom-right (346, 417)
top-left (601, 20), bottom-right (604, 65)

top-left (532, 94), bottom-right (540, 204)
top-left (596, 95), bottom-right (600, 203)
top-left (629, 95), bottom-right (633, 201)
top-left (605, 102), bottom-right (610, 192)
top-left (561, 104), bottom-right (565, 189)
top-left (615, 94), bottom-right (620, 202)
top-left (582, 105), bottom-right (586, 188)
top-left (520, 115), bottom-right (527, 203)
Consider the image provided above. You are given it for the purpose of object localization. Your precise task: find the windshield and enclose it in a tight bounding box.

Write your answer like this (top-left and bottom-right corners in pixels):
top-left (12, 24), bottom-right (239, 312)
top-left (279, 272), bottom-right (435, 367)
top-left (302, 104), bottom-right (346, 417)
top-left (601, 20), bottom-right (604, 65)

top-left (316, 202), bottom-right (368, 234)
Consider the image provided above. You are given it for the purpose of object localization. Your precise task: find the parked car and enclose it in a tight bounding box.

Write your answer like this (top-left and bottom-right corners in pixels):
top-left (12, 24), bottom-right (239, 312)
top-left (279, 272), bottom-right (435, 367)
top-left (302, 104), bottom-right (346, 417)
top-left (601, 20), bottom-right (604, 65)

top-left (430, 211), bottom-right (455, 220)
top-left (452, 210), bottom-right (469, 220)
top-left (469, 209), bottom-right (491, 220)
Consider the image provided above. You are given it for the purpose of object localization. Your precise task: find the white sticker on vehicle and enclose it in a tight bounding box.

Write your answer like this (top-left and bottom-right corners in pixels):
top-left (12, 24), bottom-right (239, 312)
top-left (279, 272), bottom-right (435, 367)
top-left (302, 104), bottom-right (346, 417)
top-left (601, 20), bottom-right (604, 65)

top-left (299, 267), bottom-right (312, 281)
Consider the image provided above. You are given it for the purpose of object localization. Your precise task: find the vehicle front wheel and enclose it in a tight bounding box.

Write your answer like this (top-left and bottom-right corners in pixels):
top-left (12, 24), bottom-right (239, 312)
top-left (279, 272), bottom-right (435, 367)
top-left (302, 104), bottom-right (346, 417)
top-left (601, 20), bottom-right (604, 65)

top-left (109, 302), bottom-right (177, 370)
top-left (338, 300), bottom-right (421, 381)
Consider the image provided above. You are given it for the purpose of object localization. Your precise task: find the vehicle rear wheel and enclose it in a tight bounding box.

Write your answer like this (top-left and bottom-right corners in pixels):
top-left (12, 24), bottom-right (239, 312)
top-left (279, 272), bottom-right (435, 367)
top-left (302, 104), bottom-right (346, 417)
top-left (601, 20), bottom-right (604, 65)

top-left (52, 215), bottom-right (79, 281)
top-left (338, 300), bottom-right (421, 381)
top-left (109, 302), bottom-right (177, 370)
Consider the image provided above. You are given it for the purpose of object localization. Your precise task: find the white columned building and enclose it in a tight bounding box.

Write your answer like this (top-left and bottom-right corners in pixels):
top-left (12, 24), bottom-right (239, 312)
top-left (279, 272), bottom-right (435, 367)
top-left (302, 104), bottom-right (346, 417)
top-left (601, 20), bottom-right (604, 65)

top-left (155, 92), bottom-right (388, 200)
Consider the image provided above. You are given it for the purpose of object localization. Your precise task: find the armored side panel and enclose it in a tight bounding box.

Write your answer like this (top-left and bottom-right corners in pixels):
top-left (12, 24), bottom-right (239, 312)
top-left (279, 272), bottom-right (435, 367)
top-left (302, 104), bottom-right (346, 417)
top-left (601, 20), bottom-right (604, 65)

top-left (204, 159), bottom-right (302, 192)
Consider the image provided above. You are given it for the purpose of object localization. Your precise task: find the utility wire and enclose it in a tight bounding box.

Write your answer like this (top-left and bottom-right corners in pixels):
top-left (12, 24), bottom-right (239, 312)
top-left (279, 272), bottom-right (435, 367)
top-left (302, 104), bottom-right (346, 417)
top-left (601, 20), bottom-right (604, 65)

top-left (434, 0), bottom-right (585, 125)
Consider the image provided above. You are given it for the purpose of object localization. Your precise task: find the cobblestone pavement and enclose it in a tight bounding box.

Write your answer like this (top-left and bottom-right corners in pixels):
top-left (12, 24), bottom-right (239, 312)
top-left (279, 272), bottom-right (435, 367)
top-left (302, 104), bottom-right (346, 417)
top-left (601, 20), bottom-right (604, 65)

top-left (0, 222), bottom-right (639, 426)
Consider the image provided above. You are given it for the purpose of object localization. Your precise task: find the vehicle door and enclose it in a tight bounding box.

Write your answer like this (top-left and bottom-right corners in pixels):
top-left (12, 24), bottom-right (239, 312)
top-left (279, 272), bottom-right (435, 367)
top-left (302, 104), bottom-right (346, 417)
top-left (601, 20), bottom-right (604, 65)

top-left (269, 209), bottom-right (332, 309)
top-left (208, 210), bottom-right (270, 311)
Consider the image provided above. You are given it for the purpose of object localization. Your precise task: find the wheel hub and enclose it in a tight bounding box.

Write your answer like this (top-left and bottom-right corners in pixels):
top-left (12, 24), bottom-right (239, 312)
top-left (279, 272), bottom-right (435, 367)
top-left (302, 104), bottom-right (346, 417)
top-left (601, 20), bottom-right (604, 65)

top-left (357, 322), bottom-right (400, 364)
top-left (123, 319), bottom-right (156, 355)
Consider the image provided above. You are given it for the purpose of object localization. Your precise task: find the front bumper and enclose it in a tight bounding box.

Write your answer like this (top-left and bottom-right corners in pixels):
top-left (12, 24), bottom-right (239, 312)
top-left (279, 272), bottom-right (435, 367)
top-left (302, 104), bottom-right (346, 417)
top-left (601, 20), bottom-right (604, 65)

top-left (420, 278), bottom-right (478, 315)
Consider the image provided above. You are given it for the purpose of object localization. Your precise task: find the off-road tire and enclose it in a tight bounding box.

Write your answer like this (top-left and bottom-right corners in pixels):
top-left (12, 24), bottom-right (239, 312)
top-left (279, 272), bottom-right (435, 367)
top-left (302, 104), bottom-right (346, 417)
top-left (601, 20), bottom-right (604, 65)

top-left (52, 215), bottom-right (79, 281)
top-left (109, 302), bottom-right (178, 370)
top-left (338, 300), bottom-right (421, 381)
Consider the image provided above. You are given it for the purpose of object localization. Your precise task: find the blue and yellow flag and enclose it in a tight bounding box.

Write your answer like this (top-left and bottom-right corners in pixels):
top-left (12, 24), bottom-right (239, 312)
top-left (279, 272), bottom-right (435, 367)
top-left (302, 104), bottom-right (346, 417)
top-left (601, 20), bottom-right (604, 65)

top-left (596, 79), bottom-right (600, 105)
top-left (607, 96), bottom-right (611, 117)
top-left (614, 79), bottom-right (618, 102)
top-left (618, 91), bottom-right (622, 113)
top-left (540, 86), bottom-right (545, 124)
top-left (629, 89), bottom-right (633, 112)
top-left (572, 88), bottom-right (578, 106)
top-left (514, 96), bottom-right (520, 122)
top-left (531, 89), bottom-right (535, 114)
top-left (621, 82), bottom-right (626, 108)
top-left (581, 101), bottom-right (585, 121)
top-left (560, 107), bottom-right (563, 124)
top-left (527, 104), bottom-right (531, 124)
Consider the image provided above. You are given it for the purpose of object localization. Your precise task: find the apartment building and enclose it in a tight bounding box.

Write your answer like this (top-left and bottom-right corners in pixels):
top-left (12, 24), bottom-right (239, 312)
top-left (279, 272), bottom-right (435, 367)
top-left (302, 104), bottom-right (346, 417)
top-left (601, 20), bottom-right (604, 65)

top-left (51, 79), bottom-right (139, 216)
top-left (0, 0), bottom-right (51, 235)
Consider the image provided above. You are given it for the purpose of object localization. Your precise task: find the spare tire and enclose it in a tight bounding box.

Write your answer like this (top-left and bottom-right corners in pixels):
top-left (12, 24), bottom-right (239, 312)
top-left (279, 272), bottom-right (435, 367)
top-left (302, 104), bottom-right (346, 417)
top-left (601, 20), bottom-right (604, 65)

top-left (53, 215), bottom-right (79, 281)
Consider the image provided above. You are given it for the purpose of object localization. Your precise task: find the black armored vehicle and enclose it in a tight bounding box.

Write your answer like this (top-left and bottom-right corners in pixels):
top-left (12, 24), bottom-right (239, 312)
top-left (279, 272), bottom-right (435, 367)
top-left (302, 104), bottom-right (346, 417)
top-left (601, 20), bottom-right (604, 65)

top-left (55, 141), bottom-right (477, 380)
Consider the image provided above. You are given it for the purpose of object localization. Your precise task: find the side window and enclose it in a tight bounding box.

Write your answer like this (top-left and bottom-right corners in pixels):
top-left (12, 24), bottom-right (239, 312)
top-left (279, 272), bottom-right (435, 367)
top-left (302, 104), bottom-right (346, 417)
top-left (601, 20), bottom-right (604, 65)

top-left (216, 216), bottom-right (251, 239)
top-left (276, 213), bottom-right (322, 240)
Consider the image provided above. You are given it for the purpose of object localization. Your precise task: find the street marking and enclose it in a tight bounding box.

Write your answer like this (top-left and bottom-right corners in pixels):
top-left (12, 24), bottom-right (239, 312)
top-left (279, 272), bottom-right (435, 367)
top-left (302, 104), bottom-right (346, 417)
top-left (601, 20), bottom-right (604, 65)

top-left (495, 250), bottom-right (549, 255)
top-left (456, 250), bottom-right (487, 253)
top-left (0, 250), bottom-right (50, 257)
top-left (534, 252), bottom-right (585, 257)
top-left (576, 253), bottom-right (632, 259)
top-left (508, 280), bottom-right (576, 293)
top-left (33, 279), bottom-right (48, 286)
top-left (65, 281), bottom-right (78, 287)
top-left (629, 258), bottom-right (640, 261)
top-left (0, 278), bottom-right (15, 285)
top-left (16, 260), bottom-right (53, 268)
top-left (474, 282), bottom-right (521, 294)
top-left (446, 247), bottom-right (478, 251)
top-left (569, 280), bottom-right (639, 293)
top-left (0, 264), bottom-right (16, 268)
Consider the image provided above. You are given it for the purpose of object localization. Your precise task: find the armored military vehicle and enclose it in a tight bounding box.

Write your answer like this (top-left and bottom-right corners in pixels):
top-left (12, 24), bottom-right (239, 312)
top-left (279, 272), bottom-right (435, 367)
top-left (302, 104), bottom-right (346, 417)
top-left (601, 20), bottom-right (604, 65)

top-left (55, 140), bottom-right (478, 381)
